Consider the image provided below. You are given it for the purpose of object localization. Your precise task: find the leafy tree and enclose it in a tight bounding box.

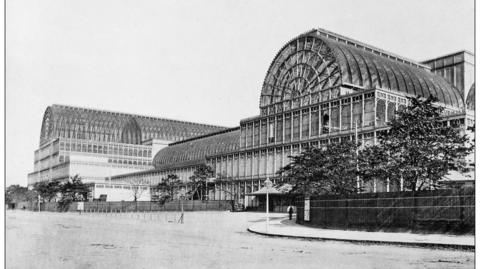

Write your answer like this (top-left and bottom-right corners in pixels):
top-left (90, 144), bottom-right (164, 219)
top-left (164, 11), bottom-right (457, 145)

top-left (6, 185), bottom-right (36, 204)
top-left (33, 180), bottom-right (62, 202)
top-left (278, 141), bottom-right (360, 196)
top-left (377, 96), bottom-right (473, 191)
top-left (357, 144), bottom-right (390, 190)
top-left (156, 174), bottom-right (182, 204)
top-left (189, 164), bottom-right (214, 200)
top-left (57, 175), bottom-right (90, 211)
top-left (58, 175), bottom-right (91, 203)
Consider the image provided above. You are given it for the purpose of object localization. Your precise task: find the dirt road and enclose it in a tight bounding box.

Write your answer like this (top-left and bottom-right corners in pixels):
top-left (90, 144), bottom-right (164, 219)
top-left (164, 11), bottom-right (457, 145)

top-left (6, 210), bottom-right (474, 269)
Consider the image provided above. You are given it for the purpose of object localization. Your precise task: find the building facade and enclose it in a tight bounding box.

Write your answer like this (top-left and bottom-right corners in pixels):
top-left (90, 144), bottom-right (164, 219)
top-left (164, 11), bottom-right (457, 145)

top-left (31, 28), bottom-right (475, 204)
top-left (108, 28), bottom-right (474, 205)
top-left (28, 104), bottom-right (227, 186)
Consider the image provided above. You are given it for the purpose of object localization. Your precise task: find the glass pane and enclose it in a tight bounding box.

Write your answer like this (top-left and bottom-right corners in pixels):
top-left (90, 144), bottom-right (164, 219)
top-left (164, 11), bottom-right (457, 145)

top-left (284, 115), bottom-right (291, 141)
top-left (376, 99), bottom-right (386, 126)
top-left (364, 98), bottom-right (375, 127)
top-left (352, 101), bottom-right (362, 127)
top-left (276, 116), bottom-right (283, 143)
top-left (311, 109), bottom-right (319, 136)
top-left (341, 103), bottom-right (351, 131)
top-left (302, 111), bottom-right (309, 138)
top-left (321, 109), bottom-right (329, 134)
top-left (331, 107), bottom-right (339, 132)
top-left (387, 102), bottom-right (396, 122)
top-left (254, 122), bottom-right (260, 147)
top-left (293, 113), bottom-right (300, 140)
top-left (261, 121), bottom-right (267, 145)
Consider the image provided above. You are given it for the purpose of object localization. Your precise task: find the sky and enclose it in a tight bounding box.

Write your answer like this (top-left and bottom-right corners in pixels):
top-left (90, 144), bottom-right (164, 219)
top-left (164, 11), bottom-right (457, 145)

top-left (6, 0), bottom-right (474, 186)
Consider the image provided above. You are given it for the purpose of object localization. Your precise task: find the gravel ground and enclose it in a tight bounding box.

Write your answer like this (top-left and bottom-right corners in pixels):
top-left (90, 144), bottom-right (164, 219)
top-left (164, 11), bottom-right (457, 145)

top-left (6, 210), bottom-right (474, 269)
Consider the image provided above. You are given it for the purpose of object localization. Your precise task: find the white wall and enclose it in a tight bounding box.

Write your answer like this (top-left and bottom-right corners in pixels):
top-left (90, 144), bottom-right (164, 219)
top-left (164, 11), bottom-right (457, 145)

top-left (93, 184), bottom-right (151, 202)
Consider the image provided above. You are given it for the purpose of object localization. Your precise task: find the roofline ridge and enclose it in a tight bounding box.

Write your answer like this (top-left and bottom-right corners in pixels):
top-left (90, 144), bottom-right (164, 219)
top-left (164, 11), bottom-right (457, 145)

top-left (50, 103), bottom-right (227, 129)
top-left (168, 126), bottom-right (240, 146)
top-left (308, 28), bottom-right (430, 70)
top-left (420, 50), bottom-right (475, 64)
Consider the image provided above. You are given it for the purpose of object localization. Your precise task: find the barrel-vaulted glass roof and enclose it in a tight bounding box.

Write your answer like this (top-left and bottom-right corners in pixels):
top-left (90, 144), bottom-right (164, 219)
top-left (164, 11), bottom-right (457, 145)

top-left (153, 128), bottom-right (240, 170)
top-left (39, 104), bottom-right (226, 146)
top-left (260, 29), bottom-right (464, 109)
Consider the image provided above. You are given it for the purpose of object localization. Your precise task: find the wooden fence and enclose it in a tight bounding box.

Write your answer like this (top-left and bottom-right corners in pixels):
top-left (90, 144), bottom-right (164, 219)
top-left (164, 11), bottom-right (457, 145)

top-left (295, 188), bottom-right (474, 234)
top-left (23, 200), bottom-right (234, 212)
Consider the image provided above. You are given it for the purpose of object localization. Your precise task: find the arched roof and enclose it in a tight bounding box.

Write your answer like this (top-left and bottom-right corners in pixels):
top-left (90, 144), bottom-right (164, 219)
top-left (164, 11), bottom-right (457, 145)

top-left (260, 29), bottom-right (464, 109)
top-left (153, 128), bottom-right (240, 170)
top-left (39, 104), bottom-right (227, 146)
top-left (466, 83), bottom-right (475, 110)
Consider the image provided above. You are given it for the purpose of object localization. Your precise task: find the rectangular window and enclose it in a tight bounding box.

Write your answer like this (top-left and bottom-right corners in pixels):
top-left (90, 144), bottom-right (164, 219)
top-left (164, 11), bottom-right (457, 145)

top-left (254, 122), bottom-right (260, 146)
top-left (246, 153), bottom-right (252, 177)
top-left (330, 102), bottom-right (340, 132)
top-left (276, 116), bottom-right (283, 143)
top-left (301, 109), bottom-right (309, 138)
top-left (268, 119), bottom-right (275, 143)
top-left (240, 125), bottom-right (246, 148)
top-left (341, 99), bottom-right (351, 131)
top-left (252, 152), bottom-right (259, 177)
top-left (321, 104), bottom-right (329, 134)
top-left (284, 114), bottom-right (292, 141)
top-left (364, 95), bottom-right (375, 126)
top-left (267, 149), bottom-right (275, 175)
top-left (260, 120), bottom-right (267, 145)
top-left (246, 123), bottom-right (253, 147)
top-left (259, 151), bottom-right (266, 176)
top-left (455, 64), bottom-right (464, 90)
top-left (387, 102), bottom-right (396, 122)
top-left (311, 107), bottom-right (319, 136)
top-left (292, 111), bottom-right (300, 140)
top-left (233, 155), bottom-right (238, 178)
top-left (239, 154), bottom-right (245, 178)
top-left (376, 98), bottom-right (386, 126)
top-left (275, 148), bottom-right (283, 173)
top-left (352, 98), bottom-right (363, 127)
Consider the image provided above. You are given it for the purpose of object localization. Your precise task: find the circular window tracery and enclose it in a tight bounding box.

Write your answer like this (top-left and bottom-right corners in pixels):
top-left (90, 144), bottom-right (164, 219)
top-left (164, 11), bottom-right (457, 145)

top-left (260, 36), bottom-right (341, 107)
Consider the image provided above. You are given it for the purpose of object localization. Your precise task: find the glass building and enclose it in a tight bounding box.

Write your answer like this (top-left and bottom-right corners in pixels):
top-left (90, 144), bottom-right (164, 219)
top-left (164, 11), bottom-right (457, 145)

top-left (32, 28), bottom-right (475, 204)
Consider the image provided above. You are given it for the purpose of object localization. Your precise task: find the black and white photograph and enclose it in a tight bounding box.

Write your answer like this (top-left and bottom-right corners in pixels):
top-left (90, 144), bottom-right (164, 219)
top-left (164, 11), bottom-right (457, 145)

top-left (4, 0), bottom-right (476, 268)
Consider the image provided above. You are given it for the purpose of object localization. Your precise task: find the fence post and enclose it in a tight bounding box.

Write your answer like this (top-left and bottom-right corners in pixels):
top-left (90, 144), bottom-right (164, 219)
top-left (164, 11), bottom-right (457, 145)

top-left (411, 191), bottom-right (416, 231)
top-left (345, 197), bottom-right (349, 229)
top-left (459, 188), bottom-right (465, 229)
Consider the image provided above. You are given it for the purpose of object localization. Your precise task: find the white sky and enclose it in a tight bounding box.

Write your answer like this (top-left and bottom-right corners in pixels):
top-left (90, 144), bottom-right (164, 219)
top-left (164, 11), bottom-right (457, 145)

top-left (6, 0), bottom-right (474, 186)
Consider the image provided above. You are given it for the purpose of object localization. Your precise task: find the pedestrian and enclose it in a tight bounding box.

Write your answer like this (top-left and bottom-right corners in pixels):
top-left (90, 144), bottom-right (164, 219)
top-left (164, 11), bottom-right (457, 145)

top-left (288, 206), bottom-right (293, 220)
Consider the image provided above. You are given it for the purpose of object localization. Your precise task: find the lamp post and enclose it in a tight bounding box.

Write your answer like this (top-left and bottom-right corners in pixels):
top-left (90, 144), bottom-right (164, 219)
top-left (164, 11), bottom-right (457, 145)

top-left (264, 178), bottom-right (273, 232)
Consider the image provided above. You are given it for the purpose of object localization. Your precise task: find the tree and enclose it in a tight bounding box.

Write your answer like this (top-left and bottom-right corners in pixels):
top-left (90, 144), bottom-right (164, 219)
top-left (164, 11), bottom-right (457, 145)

top-left (59, 175), bottom-right (90, 201)
top-left (156, 174), bottom-right (182, 204)
top-left (357, 144), bottom-right (390, 190)
top-left (278, 141), bottom-right (360, 197)
top-left (125, 178), bottom-right (148, 202)
top-left (6, 185), bottom-right (36, 205)
top-left (189, 164), bottom-right (214, 200)
top-left (32, 180), bottom-right (62, 202)
top-left (377, 96), bottom-right (473, 191)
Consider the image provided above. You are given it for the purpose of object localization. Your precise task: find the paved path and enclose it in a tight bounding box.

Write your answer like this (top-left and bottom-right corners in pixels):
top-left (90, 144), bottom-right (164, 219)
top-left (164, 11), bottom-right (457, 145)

top-left (248, 216), bottom-right (474, 250)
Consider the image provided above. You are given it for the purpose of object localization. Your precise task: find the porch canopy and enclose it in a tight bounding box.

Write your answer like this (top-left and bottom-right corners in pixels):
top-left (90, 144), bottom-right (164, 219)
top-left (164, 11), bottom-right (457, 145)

top-left (246, 186), bottom-right (285, 196)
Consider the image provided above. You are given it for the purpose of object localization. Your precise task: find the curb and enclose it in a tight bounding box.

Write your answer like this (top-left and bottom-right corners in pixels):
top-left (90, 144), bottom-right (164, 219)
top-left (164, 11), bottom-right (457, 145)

top-left (247, 227), bottom-right (475, 251)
